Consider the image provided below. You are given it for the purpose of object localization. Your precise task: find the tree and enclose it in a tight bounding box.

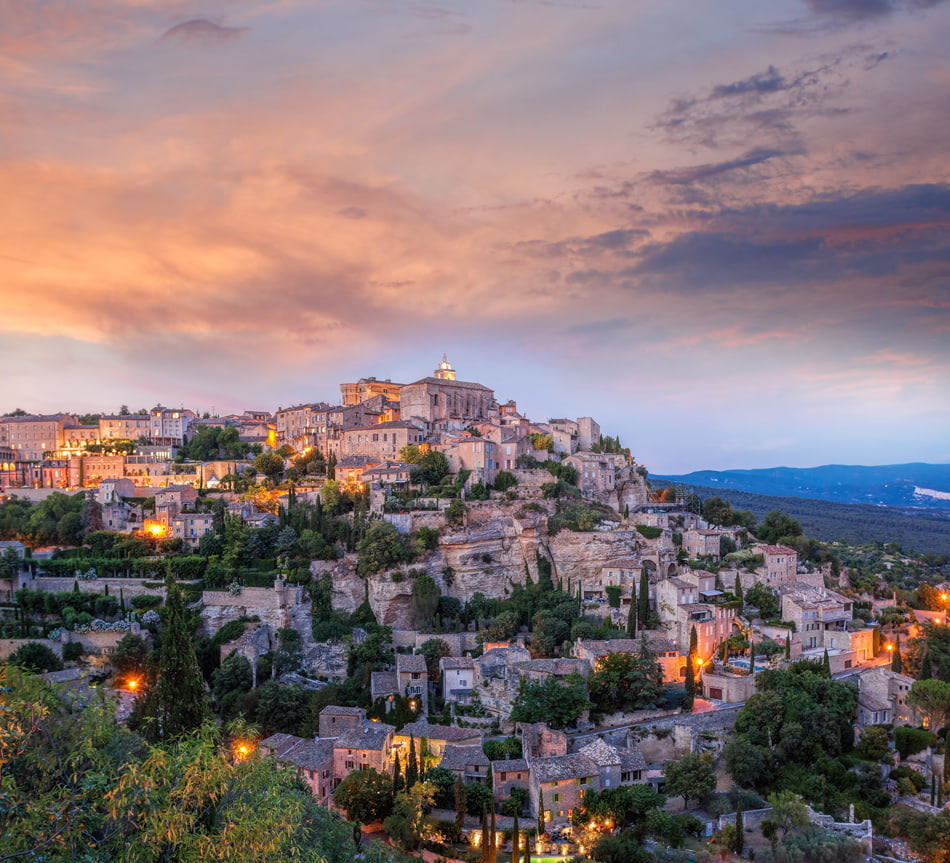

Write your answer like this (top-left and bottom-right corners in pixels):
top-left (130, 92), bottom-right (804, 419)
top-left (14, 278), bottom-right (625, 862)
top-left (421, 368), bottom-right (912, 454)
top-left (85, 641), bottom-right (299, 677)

top-left (466, 781), bottom-right (495, 816)
top-left (745, 582), bottom-right (780, 619)
top-left (419, 637), bottom-right (451, 681)
top-left (445, 498), bottom-right (466, 527)
top-left (890, 807), bottom-right (950, 863)
top-left (254, 451), bottom-right (285, 479)
top-left (333, 767), bottom-right (395, 825)
top-left (638, 566), bottom-right (650, 626)
top-left (588, 648), bottom-right (664, 716)
top-left (756, 510), bottom-right (803, 544)
top-left (509, 673), bottom-right (590, 729)
top-left (454, 774), bottom-right (467, 830)
top-left (626, 594), bottom-right (637, 636)
top-left (893, 633), bottom-right (904, 672)
top-left (734, 805), bottom-right (744, 854)
top-left (767, 790), bottom-right (809, 838)
top-left (384, 782), bottom-right (435, 851)
top-left (411, 450), bottom-right (450, 486)
top-left (683, 653), bottom-right (695, 713)
top-left (8, 641), bottom-right (62, 673)
top-left (272, 627), bottom-right (304, 677)
top-left (494, 471), bottom-right (517, 492)
top-left (407, 734), bottom-right (419, 789)
top-left (357, 521), bottom-right (412, 575)
top-left (136, 576), bottom-right (209, 742)
top-left (410, 576), bottom-right (441, 629)
top-left (590, 830), bottom-right (653, 863)
top-left (662, 752), bottom-right (715, 809)
top-left (907, 679), bottom-right (950, 733)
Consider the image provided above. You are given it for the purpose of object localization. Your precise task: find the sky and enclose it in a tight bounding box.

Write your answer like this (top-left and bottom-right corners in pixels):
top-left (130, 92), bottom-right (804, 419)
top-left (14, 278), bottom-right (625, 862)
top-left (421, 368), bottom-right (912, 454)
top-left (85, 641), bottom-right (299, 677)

top-left (1, 0), bottom-right (949, 473)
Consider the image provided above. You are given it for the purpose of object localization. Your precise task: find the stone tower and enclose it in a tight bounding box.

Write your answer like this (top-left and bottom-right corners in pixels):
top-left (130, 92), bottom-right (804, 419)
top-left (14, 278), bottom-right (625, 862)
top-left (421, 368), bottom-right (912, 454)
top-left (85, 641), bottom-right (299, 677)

top-left (434, 354), bottom-right (456, 381)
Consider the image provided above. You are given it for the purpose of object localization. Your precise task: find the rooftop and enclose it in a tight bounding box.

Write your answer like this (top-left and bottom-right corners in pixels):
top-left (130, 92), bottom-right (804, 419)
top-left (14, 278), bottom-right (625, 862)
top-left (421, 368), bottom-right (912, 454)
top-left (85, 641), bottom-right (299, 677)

top-left (399, 721), bottom-right (482, 743)
top-left (440, 744), bottom-right (490, 771)
top-left (532, 753), bottom-right (598, 783)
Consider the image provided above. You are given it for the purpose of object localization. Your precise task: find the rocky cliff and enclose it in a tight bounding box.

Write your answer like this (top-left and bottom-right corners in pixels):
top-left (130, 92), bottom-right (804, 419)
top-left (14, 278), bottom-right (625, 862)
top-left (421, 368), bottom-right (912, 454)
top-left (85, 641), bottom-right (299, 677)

top-left (311, 502), bottom-right (648, 627)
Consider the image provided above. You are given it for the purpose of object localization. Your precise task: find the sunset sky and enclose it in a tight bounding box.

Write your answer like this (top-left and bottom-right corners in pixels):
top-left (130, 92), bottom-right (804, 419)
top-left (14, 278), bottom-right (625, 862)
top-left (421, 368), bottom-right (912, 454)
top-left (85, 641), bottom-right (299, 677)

top-left (2, 0), bottom-right (948, 473)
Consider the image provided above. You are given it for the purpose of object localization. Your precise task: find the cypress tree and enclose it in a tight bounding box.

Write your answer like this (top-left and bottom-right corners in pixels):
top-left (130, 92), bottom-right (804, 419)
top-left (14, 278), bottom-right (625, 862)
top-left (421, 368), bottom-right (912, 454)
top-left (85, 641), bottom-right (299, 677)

top-left (822, 648), bottom-right (831, 676)
top-left (489, 802), bottom-right (497, 863)
top-left (921, 650), bottom-right (933, 680)
top-left (749, 647), bottom-right (755, 675)
top-left (638, 567), bottom-right (650, 628)
top-left (683, 652), bottom-right (695, 712)
top-left (481, 807), bottom-right (489, 863)
top-left (689, 625), bottom-right (698, 655)
top-left (734, 806), bottom-right (744, 854)
top-left (626, 594), bottom-right (637, 637)
top-left (512, 812), bottom-right (520, 863)
top-left (892, 635), bottom-right (903, 673)
top-left (454, 774), bottom-right (467, 831)
top-left (785, 633), bottom-right (791, 660)
top-left (406, 734), bottom-right (418, 789)
top-left (140, 575), bottom-right (209, 742)
top-left (538, 789), bottom-right (545, 837)
top-left (733, 572), bottom-right (743, 606)
top-left (393, 752), bottom-right (404, 793)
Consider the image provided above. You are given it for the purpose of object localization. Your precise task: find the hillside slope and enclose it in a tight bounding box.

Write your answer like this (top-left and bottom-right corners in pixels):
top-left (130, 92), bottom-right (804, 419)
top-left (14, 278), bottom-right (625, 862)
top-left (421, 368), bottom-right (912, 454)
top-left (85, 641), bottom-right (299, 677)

top-left (669, 483), bottom-right (950, 554)
top-left (654, 463), bottom-right (950, 510)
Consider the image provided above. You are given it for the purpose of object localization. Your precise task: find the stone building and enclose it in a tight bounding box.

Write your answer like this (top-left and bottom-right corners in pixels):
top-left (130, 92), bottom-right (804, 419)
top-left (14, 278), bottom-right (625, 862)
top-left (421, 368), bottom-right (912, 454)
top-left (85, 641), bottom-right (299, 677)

top-left (399, 358), bottom-right (498, 425)
top-left (754, 544), bottom-right (799, 586)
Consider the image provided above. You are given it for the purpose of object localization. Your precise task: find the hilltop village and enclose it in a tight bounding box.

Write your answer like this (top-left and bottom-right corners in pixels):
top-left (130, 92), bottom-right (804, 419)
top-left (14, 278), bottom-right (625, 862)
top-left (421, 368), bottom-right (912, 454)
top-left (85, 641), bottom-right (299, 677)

top-left (2, 359), bottom-right (950, 863)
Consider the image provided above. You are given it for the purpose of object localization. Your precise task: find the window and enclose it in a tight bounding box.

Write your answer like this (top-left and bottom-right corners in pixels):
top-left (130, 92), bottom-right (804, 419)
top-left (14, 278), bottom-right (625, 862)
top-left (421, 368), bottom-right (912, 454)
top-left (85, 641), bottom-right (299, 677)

top-left (578, 777), bottom-right (589, 786)
top-left (345, 761), bottom-right (354, 770)
top-left (553, 793), bottom-right (560, 802)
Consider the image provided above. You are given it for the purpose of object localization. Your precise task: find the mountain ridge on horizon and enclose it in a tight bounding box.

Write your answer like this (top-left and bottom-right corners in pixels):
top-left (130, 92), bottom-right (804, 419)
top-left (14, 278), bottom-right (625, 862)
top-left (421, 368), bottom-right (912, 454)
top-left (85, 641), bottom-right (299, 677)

top-left (652, 461), bottom-right (950, 511)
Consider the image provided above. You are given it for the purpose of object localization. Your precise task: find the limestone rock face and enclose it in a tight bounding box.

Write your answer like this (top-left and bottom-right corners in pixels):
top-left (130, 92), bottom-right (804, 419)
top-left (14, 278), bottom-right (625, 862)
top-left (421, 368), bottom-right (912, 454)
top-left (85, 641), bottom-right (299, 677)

top-left (309, 504), bottom-right (646, 629)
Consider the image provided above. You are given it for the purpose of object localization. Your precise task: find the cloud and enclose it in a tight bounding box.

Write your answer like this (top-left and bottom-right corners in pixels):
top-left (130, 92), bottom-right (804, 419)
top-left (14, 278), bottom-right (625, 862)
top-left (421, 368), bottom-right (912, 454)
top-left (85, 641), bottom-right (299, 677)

top-left (160, 19), bottom-right (248, 44)
top-left (711, 66), bottom-right (788, 99)
top-left (648, 148), bottom-right (788, 186)
top-left (804, 0), bottom-right (948, 21)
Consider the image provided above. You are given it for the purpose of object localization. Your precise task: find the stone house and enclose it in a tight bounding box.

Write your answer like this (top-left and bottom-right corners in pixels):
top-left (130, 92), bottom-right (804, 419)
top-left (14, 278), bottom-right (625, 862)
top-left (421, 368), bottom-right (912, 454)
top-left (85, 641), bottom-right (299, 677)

top-left (572, 637), bottom-right (681, 684)
top-left (439, 744), bottom-right (492, 785)
top-left (529, 753), bottom-right (599, 826)
top-left (332, 722), bottom-right (395, 786)
top-left (577, 738), bottom-right (647, 790)
top-left (341, 421), bottom-right (426, 461)
top-left (781, 586), bottom-right (852, 650)
top-left (170, 512), bottom-right (214, 548)
top-left (397, 653), bottom-right (429, 714)
top-left (334, 455), bottom-right (380, 483)
top-left (260, 734), bottom-right (336, 806)
top-left (493, 758), bottom-right (530, 803)
top-left (394, 721), bottom-right (483, 761)
top-left (840, 666), bottom-right (916, 727)
top-left (683, 529), bottom-right (722, 560)
top-left (440, 655), bottom-right (476, 705)
top-left (318, 705), bottom-right (366, 738)
top-left (753, 544), bottom-right (799, 586)
top-left (563, 452), bottom-right (626, 498)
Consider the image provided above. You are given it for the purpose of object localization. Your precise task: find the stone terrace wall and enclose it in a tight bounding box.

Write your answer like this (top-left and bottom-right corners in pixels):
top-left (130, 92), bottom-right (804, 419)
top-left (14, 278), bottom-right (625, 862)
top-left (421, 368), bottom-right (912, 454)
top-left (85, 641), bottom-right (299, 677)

top-left (0, 637), bottom-right (63, 660)
top-left (19, 576), bottom-right (174, 600)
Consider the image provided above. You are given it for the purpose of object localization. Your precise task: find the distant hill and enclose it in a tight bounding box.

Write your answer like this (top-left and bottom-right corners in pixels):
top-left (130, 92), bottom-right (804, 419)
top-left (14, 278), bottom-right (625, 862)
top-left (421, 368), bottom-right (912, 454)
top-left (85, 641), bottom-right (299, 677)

top-left (653, 463), bottom-right (950, 510)
top-left (660, 483), bottom-right (950, 555)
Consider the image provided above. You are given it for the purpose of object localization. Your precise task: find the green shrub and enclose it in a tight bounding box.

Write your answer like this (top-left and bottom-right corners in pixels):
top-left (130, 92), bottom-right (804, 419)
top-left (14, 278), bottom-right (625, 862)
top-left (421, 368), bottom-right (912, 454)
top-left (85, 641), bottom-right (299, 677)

top-left (895, 726), bottom-right (936, 760)
top-left (635, 525), bottom-right (663, 540)
top-left (131, 594), bottom-right (162, 610)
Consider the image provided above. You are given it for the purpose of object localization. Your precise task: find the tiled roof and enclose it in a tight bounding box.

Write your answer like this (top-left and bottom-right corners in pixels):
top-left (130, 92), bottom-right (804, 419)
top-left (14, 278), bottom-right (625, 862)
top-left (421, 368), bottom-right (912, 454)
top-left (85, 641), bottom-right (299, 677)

top-left (319, 705), bottom-right (365, 717)
top-left (281, 738), bottom-right (335, 771)
top-left (370, 671), bottom-right (397, 698)
top-left (260, 732), bottom-right (305, 758)
top-left (492, 758), bottom-right (529, 774)
top-left (334, 723), bottom-right (395, 751)
top-left (399, 721), bottom-right (482, 743)
top-left (396, 654), bottom-right (428, 673)
top-left (578, 738), bottom-right (621, 767)
top-left (440, 744), bottom-right (490, 771)
top-left (440, 657), bottom-right (475, 671)
top-left (532, 754), bottom-right (598, 783)
top-left (619, 748), bottom-right (647, 771)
